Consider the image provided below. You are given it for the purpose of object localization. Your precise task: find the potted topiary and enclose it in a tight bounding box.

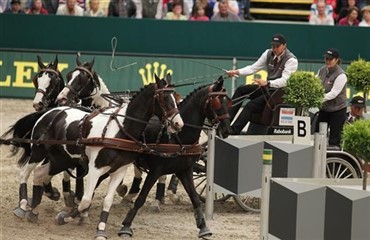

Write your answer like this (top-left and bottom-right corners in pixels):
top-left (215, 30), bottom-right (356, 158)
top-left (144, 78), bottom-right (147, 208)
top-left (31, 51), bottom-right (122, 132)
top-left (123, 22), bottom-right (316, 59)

top-left (284, 71), bottom-right (325, 116)
top-left (346, 58), bottom-right (370, 112)
top-left (342, 120), bottom-right (370, 190)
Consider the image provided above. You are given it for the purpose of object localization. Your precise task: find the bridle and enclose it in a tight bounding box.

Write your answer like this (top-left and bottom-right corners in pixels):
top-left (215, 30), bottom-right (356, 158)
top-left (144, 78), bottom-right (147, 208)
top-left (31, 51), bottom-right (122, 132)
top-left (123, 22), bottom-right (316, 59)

top-left (64, 66), bottom-right (100, 103)
top-left (205, 85), bottom-right (232, 127)
top-left (33, 68), bottom-right (64, 108)
top-left (153, 85), bottom-right (180, 130)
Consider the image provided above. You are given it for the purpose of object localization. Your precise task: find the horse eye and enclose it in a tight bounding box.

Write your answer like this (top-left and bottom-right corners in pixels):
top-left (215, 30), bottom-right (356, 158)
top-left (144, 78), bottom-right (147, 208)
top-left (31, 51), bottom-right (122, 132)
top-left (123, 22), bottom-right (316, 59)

top-left (49, 73), bottom-right (55, 78)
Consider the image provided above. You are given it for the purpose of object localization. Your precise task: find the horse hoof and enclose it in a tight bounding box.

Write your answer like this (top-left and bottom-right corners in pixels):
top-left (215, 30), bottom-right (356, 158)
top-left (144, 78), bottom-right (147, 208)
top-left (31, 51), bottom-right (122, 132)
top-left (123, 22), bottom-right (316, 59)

top-left (79, 216), bottom-right (91, 225)
top-left (121, 194), bottom-right (136, 203)
top-left (13, 207), bottom-right (27, 219)
top-left (199, 227), bottom-right (212, 239)
top-left (95, 230), bottom-right (108, 240)
top-left (116, 184), bottom-right (128, 198)
top-left (26, 211), bottom-right (39, 223)
top-left (45, 187), bottom-right (61, 201)
top-left (118, 226), bottom-right (133, 238)
top-left (55, 211), bottom-right (68, 225)
top-left (168, 192), bottom-right (181, 204)
top-left (149, 202), bottom-right (161, 213)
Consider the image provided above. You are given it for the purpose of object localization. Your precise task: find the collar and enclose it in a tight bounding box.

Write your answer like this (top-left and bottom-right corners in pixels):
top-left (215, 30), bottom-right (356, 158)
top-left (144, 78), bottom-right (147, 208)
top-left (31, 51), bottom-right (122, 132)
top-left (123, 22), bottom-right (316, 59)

top-left (273, 49), bottom-right (286, 62)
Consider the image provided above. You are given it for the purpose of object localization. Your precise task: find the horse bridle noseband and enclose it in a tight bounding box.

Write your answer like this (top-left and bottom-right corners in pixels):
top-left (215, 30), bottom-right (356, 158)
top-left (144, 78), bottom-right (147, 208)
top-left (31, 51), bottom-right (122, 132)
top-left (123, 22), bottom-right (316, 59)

top-left (153, 86), bottom-right (180, 128)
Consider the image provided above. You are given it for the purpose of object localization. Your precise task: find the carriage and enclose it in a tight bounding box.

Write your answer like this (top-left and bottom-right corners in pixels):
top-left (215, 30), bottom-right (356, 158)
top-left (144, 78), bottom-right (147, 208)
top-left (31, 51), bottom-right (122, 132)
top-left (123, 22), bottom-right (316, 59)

top-left (192, 88), bottom-right (366, 213)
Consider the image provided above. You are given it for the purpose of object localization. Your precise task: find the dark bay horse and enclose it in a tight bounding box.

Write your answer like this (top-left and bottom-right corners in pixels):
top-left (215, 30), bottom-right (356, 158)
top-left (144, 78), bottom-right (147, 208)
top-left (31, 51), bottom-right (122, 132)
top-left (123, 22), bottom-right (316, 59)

top-left (19, 76), bottom-right (183, 238)
top-left (118, 76), bottom-right (232, 239)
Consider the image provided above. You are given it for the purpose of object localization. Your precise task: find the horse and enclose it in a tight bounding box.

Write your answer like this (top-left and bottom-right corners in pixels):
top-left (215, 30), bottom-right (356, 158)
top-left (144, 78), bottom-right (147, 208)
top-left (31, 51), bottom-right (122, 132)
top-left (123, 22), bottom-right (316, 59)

top-left (15, 75), bottom-right (182, 238)
top-left (117, 76), bottom-right (232, 239)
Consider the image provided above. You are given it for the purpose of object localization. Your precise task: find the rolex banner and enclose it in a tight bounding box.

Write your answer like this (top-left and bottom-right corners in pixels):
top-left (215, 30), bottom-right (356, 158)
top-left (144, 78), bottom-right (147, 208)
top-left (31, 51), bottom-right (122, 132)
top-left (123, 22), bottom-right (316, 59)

top-left (0, 51), bottom-right (359, 100)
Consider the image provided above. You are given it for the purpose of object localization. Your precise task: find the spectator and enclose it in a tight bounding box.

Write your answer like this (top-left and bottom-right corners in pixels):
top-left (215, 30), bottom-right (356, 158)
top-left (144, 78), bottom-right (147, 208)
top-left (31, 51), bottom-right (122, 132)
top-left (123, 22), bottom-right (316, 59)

top-left (226, 34), bottom-right (298, 135)
top-left (346, 96), bottom-right (366, 123)
top-left (337, 0), bottom-right (362, 21)
top-left (85, 0), bottom-right (105, 16)
top-left (191, 0), bottom-right (212, 19)
top-left (0, 1), bottom-right (9, 13)
top-left (108, 0), bottom-right (137, 18)
top-left (213, 0), bottom-right (239, 16)
top-left (164, 1), bottom-right (187, 19)
top-left (166, 0), bottom-right (190, 18)
top-left (134, 0), bottom-right (163, 19)
top-left (56, 0), bottom-right (84, 15)
top-left (311, 0), bottom-right (335, 18)
top-left (309, 0), bottom-right (335, 25)
top-left (211, 0), bottom-right (241, 21)
top-left (336, 0), bottom-right (365, 19)
top-left (58, 0), bottom-right (85, 9)
top-left (240, 0), bottom-right (254, 20)
top-left (28, 0), bottom-right (48, 14)
top-left (3, 0), bottom-right (25, 14)
top-left (359, 5), bottom-right (370, 26)
top-left (338, 6), bottom-right (360, 25)
top-left (190, 4), bottom-right (209, 20)
top-left (315, 48), bottom-right (347, 148)
top-left (42, 0), bottom-right (59, 14)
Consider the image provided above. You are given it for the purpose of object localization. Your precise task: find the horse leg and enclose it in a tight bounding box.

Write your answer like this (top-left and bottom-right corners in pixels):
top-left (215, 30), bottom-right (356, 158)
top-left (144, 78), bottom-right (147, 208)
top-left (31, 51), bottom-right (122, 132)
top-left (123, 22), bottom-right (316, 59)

top-left (176, 169), bottom-right (212, 238)
top-left (26, 163), bottom-right (52, 223)
top-left (62, 170), bottom-right (77, 209)
top-left (43, 180), bottom-right (61, 201)
top-left (55, 166), bottom-right (106, 225)
top-left (75, 166), bottom-right (85, 201)
top-left (95, 165), bottom-right (128, 240)
top-left (167, 174), bottom-right (181, 204)
top-left (122, 166), bottom-right (143, 202)
top-left (118, 172), bottom-right (159, 238)
top-left (149, 175), bottom-right (166, 212)
top-left (13, 162), bottom-right (38, 219)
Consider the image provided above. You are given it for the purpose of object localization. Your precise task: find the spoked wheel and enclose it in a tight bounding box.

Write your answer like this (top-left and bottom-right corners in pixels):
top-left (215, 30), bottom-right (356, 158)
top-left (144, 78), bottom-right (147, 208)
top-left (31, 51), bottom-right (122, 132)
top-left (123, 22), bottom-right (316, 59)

top-left (326, 157), bottom-right (360, 179)
top-left (193, 143), bottom-right (231, 203)
top-left (233, 190), bottom-right (261, 213)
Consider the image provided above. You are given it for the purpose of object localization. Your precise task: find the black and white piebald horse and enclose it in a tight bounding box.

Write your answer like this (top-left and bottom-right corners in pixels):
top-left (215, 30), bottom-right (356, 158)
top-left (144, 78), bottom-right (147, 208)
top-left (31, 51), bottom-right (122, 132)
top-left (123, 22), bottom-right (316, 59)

top-left (57, 55), bottom-right (111, 109)
top-left (118, 76), bottom-right (232, 239)
top-left (32, 55), bottom-right (65, 111)
top-left (14, 75), bottom-right (182, 238)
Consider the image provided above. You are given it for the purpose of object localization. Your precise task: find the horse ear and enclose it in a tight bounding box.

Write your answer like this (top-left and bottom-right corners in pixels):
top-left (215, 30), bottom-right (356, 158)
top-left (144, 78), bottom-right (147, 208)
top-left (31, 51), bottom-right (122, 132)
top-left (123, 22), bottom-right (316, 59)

top-left (154, 74), bottom-right (161, 86)
top-left (37, 55), bottom-right (46, 69)
top-left (90, 57), bottom-right (95, 68)
top-left (166, 73), bottom-right (171, 85)
top-left (76, 53), bottom-right (82, 66)
top-left (213, 75), bottom-right (224, 91)
top-left (53, 55), bottom-right (59, 69)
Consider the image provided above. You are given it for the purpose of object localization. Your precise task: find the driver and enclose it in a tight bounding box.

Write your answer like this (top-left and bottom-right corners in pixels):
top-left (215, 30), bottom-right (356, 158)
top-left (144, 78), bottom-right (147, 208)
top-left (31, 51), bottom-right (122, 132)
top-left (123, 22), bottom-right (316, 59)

top-left (227, 33), bottom-right (298, 135)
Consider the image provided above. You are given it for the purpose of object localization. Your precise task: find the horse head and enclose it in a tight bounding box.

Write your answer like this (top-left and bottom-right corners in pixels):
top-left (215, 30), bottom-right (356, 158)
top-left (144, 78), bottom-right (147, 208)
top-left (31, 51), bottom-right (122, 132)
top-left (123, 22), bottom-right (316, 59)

top-left (204, 76), bottom-right (232, 138)
top-left (32, 55), bottom-right (65, 111)
top-left (57, 55), bottom-right (109, 108)
top-left (154, 73), bottom-right (184, 134)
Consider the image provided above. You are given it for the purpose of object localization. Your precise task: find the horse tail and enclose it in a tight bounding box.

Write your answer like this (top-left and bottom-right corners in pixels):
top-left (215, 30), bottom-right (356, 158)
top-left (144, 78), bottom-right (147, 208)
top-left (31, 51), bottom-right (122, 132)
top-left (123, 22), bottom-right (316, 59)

top-left (1, 110), bottom-right (47, 167)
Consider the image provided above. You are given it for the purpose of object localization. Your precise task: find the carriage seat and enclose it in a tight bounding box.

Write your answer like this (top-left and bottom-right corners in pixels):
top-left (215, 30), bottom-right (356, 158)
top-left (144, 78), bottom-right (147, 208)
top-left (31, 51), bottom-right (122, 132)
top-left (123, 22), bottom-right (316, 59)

top-left (250, 88), bottom-right (292, 126)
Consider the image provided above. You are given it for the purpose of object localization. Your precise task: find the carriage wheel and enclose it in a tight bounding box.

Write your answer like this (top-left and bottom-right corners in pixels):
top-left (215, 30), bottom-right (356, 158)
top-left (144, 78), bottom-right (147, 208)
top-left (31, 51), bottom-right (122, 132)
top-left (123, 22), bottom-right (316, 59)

top-left (193, 143), bottom-right (231, 203)
top-left (326, 157), bottom-right (360, 179)
top-left (233, 191), bottom-right (261, 213)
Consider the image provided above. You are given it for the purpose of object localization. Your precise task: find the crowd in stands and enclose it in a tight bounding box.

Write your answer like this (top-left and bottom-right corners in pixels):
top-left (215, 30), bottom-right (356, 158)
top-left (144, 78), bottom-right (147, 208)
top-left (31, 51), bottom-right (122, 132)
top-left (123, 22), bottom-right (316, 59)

top-left (1, 0), bottom-right (369, 26)
top-left (309, 0), bottom-right (370, 26)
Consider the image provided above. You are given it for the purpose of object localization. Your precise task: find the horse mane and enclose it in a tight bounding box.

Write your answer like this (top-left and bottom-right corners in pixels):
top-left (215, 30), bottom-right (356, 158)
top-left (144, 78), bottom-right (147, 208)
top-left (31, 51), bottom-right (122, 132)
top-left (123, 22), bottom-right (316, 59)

top-left (130, 83), bottom-right (153, 102)
top-left (179, 84), bottom-right (209, 108)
